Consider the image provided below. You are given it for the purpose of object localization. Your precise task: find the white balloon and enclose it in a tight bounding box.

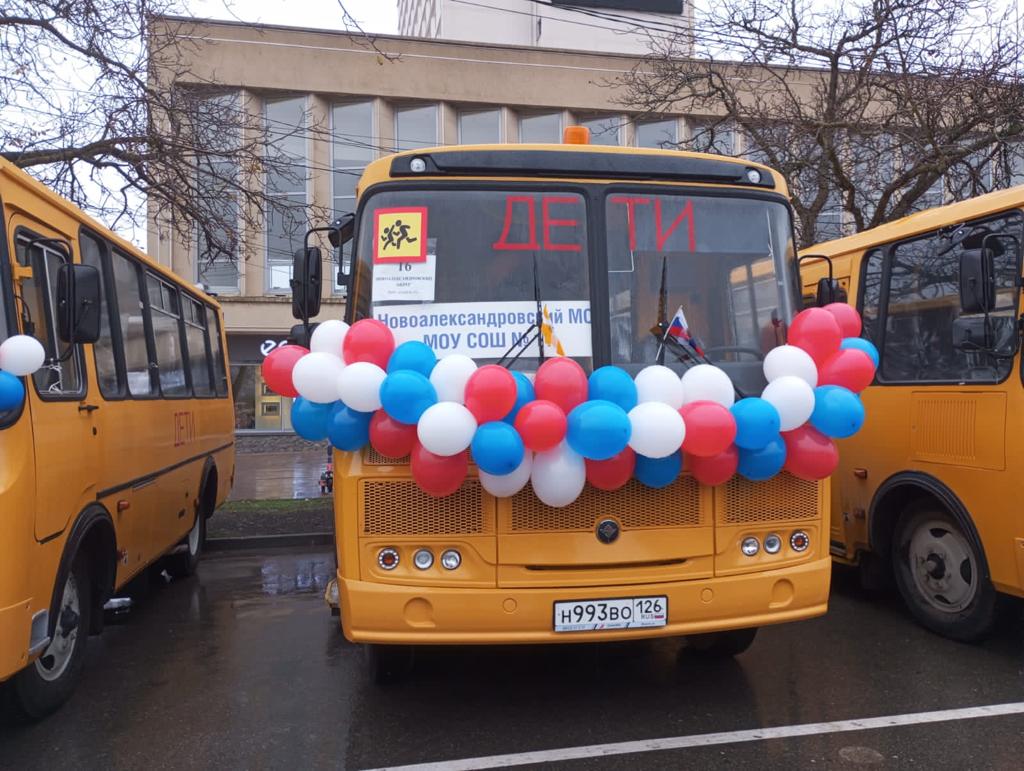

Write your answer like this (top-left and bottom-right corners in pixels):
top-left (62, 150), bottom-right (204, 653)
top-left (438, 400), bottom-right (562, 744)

top-left (429, 354), bottom-right (478, 403)
top-left (310, 319), bottom-right (349, 360)
top-left (761, 375), bottom-right (816, 431)
top-left (531, 441), bottom-right (586, 508)
top-left (479, 452), bottom-right (534, 498)
top-left (634, 364), bottom-right (684, 408)
top-left (291, 352), bottom-right (345, 404)
top-left (627, 402), bottom-right (686, 459)
top-left (0, 335), bottom-right (46, 377)
top-left (681, 364), bottom-right (735, 408)
top-left (336, 361), bottom-right (385, 412)
top-left (763, 345), bottom-right (818, 388)
top-left (417, 402), bottom-right (477, 456)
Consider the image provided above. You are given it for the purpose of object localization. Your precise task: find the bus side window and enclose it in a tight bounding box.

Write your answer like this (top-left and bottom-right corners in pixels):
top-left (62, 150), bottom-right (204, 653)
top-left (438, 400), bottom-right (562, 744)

top-left (206, 306), bottom-right (229, 397)
top-left (15, 233), bottom-right (84, 398)
top-left (184, 295), bottom-right (214, 396)
top-left (110, 250), bottom-right (155, 397)
top-left (145, 273), bottom-right (189, 397)
top-left (80, 231), bottom-right (123, 397)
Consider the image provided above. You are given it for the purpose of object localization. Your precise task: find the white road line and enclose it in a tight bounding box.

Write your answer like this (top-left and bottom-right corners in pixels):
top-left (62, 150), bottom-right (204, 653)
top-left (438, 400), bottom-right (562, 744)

top-left (365, 702), bottom-right (1024, 771)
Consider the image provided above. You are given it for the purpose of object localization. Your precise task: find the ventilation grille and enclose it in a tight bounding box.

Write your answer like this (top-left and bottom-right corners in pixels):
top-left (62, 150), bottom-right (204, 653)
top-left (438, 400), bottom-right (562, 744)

top-left (361, 479), bottom-right (488, 535)
top-left (508, 477), bottom-right (704, 533)
top-left (717, 473), bottom-right (819, 524)
top-left (363, 448), bottom-right (409, 466)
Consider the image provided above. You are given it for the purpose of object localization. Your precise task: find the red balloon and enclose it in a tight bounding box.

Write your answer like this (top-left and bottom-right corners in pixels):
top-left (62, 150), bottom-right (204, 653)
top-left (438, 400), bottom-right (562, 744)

top-left (464, 365), bottom-right (517, 423)
top-left (342, 319), bottom-right (395, 369)
top-left (689, 445), bottom-right (739, 487)
top-left (680, 400), bottom-right (737, 457)
top-left (369, 410), bottom-right (418, 458)
top-left (411, 443), bottom-right (468, 497)
top-left (788, 307), bottom-right (842, 367)
top-left (534, 357), bottom-right (588, 414)
top-left (783, 425), bottom-right (839, 481)
top-left (261, 345), bottom-right (308, 397)
top-left (586, 447), bottom-right (636, 491)
top-left (818, 348), bottom-right (875, 393)
top-left (514, 399), bottom-right (567, 452)
top-left (824, 302), bottom-right (862, 338)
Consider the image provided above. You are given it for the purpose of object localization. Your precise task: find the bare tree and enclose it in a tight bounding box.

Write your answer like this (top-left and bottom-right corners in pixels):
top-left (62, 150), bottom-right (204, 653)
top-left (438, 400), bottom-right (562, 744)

top-left (620, 0), bottom-right (1024, 246)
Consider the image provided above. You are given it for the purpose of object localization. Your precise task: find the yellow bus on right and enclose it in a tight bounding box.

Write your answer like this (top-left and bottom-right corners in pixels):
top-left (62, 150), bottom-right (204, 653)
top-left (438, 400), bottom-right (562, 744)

top-left (802, 188), bottom-right (1024, 641)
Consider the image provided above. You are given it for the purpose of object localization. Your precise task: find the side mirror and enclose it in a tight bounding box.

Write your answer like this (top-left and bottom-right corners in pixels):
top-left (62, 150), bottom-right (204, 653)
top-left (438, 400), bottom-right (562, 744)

top-left (290, 247), bottom-right (322, 321)
top-left (815, 277), bottom-right (846, 307)
top-left (959, 247), bottom-right (995, 314)
top-left (56, 263), bottom-right (101, 344)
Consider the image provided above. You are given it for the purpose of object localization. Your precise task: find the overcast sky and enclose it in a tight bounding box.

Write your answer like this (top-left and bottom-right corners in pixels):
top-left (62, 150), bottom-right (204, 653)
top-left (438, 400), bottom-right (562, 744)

top-left (187, 0), bottom-right (399, 33)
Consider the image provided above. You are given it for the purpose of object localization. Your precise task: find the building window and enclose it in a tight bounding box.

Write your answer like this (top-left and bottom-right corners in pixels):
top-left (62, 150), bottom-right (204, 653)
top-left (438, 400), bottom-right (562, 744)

top-left (195, 93), bottom-right (241, 293)
top-left (395, 104), bottom-right (438, 152)
top-left (690, 120), bottom-right (736, 155)
top-left (578, 115), bottom-right (621, 146)
top-left (458, 109), bottom-right (502, 144)
top-left (265, 96), bottom-right (309, 293)
top-left (519, 112), bottom-right (563, 143)
top-left (332, 100), bottom-right (375, 294)
top-left (814, 189), bottom-right (845, 243)
top-left (635, 118), bottom-right (678, 149)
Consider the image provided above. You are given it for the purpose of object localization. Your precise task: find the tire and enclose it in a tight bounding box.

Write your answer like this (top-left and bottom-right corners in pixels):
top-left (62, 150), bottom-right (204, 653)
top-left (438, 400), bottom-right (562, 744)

top-left (892, 502), bottom-right (997, 642)
top-left (12, 556), bottom-right (93, 719)
top-left (166, 509), bottom-right (206, 579)
top-left (686, 627), bottom-right (758, 657)
top-left (365, 644), bottom-right (414, 684)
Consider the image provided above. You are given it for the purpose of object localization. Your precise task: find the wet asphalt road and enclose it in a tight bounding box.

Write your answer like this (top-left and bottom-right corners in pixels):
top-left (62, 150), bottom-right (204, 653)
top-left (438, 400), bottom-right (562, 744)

top-left (2, 547), bottom-right (1023, 770)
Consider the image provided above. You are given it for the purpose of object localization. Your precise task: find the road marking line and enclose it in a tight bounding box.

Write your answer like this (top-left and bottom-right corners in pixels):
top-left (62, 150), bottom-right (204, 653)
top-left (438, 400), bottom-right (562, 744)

top-left (366, 701), bottom-right (1024, 771)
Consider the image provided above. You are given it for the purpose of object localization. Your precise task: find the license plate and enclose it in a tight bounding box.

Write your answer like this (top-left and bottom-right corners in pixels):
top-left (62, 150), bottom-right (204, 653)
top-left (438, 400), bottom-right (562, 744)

top-left (553, 596), bottom-right (668, 633)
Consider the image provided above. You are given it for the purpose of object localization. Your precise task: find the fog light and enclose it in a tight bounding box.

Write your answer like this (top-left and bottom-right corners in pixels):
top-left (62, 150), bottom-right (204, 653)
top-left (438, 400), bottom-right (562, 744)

top-left (741, 537), bottom-right (760, 556)
top-left (440, 549), bottom-right (461, 570)
top-left (746, 168), bottom-right (761, 184)
top-left (790, 531), bottom-right (810, 552)
top-left (413, 548), bottom-right (434, 570)
top-left (410, 157), bottom-right (427, 173)
top-left (377, 547), bottom-right (399, 570)
top-left (764, 533), bottom-right (782, 554)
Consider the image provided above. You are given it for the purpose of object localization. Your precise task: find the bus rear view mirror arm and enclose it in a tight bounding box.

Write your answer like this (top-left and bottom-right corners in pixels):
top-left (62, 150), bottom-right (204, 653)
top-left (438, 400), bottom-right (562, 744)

top-left (55, 263), bottom-right (101, 345)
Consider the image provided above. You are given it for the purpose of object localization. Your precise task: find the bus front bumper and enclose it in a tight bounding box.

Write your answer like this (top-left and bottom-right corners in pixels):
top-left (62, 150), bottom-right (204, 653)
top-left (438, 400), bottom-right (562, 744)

top-left (338, 556), bottom-right (831, 644)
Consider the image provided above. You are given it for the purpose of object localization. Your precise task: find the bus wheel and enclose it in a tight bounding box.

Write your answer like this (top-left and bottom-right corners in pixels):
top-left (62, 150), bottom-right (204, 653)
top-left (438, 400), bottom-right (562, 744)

top-left (892, 503), bottom-right (997, 642)
top-left (167, 510), bottom-right (206, 579)
top-left (686, 627), bottom-right (758, 657)
top-left (13, 556), bottom-right (92, 719)
top-left (365, 644), bottom-right (414, 684)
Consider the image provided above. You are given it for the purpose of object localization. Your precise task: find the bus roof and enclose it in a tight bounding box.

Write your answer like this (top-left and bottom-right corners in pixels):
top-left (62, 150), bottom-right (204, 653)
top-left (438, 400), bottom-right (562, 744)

top-left (804, 183), bottom-right (1024, 260)
top-left (358, 142), bottom-right (790, 198)
top-left (0, 156), bottom-right (221, 307)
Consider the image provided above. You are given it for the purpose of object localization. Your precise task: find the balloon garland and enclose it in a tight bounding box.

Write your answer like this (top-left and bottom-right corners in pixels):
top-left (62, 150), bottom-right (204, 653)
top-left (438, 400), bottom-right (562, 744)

top-left (0, 335), bottom-right (47, 412)
top-left (264, 305), bottom-right (877, 506)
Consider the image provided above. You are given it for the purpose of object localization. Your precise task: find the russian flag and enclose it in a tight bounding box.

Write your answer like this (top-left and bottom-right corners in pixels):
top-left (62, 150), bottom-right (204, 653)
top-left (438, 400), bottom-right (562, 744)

top-left (666, 306), bottom-right (704, 356)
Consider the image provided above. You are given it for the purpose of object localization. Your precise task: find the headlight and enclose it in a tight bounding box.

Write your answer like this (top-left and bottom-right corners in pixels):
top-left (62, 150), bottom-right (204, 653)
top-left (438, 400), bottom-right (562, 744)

top-left (440, 549), bottom-right (461, 570)
top-left (764, 534), bottom-right (782, 554)
top-left (413, 548), bottom-right (434, 570)
top-left (377, 547), bottom-right (400, 570)
top-left (741, 537), bottom-right (760, 557)
top-left (790, 531), bottom-right (810, 552)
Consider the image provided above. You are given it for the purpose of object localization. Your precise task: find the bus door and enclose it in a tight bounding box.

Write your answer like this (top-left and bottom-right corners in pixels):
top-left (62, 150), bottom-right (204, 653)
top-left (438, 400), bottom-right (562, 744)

top-left (11, 216), bottom-right (99, 541)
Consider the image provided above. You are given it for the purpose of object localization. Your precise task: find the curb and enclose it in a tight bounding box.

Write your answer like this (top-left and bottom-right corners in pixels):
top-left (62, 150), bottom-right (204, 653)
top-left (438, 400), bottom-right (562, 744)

top-left (206, 532), bottom-right (334, 551)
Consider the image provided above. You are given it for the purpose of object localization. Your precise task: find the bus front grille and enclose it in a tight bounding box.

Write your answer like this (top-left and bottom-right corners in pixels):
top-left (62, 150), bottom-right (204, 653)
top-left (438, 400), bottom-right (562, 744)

top-left (507, 477), bottom-right (706, 533)
top-left (363, 448), bottom-right (409, 465)
top-left (361, 479), bottom-right (491, 535)
top-left (717, 473), bottom-right (820, 524)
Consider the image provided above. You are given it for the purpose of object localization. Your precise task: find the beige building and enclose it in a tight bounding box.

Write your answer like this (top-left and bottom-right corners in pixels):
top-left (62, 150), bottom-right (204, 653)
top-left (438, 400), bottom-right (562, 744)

top-left (149, 17), bottom-right (744, 430)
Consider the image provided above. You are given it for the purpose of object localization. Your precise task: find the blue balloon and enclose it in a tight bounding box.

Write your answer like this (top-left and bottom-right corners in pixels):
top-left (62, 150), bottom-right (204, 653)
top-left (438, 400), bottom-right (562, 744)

top-left (0, 370), bottom-right (25, 412)
top-left (471, 421), bottom-right (525, 475)
top-left (387, 340), bottom-right (437, 377)
top-left (737, 436), bottom-right (786, 481)
top-left (502, 371), bottom-right (535, 424)
top-left (327, 403), bottom-right (372, 451)
top-left (380, 370), bottom-right (437, 425)
top-left (290, 397), bottom-right (333, 442)
top-left (588, 366), bottom-right (638, 412)
top-left (810, 385), bottom-right (865, 439)
top-left (635, 451), bottom-right (682, 489)
top-left (840, 337), bottom-right (880, 368)
top-left (731, 397), bottom-right (782, 450)
top-left (566, 399), bottom-right (631, 460)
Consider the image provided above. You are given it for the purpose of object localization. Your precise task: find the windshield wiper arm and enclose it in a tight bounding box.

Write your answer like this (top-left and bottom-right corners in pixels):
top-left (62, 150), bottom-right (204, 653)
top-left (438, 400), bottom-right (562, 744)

top-left (498, 252), bottom-right (546, 369)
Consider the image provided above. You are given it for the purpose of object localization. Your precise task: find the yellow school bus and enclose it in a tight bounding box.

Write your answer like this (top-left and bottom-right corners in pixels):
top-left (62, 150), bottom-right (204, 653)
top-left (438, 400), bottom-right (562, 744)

top-left (802, 187), bottom-right (1024, 641)
top-left (0, 159), bottom-right (234, 717)
top-left (295, 130), bottom-right (832, 680)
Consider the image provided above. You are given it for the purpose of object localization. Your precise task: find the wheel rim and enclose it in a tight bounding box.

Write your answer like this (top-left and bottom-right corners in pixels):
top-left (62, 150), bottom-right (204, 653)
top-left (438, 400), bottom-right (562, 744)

top-left (907, 518), bottom-right (977, 613)
top-left (188, 514), bottom-right (201, 556)
top-left (35, 573), bottom-right (81, 682)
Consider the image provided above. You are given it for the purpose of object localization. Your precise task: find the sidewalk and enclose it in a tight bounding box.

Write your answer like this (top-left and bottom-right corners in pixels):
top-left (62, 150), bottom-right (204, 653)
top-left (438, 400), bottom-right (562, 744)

top-left (229, 449), bottom-right (330, 501)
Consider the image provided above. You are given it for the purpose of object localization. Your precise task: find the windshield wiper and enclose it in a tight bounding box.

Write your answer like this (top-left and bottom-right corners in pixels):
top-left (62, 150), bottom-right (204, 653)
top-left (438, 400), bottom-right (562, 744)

top-left (498, 252), bottom-right (546, 369)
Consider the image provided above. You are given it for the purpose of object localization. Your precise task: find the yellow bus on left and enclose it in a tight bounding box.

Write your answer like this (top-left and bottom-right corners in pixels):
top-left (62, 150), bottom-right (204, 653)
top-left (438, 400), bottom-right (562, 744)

top-left (0, 158), bottom-right (234, 719)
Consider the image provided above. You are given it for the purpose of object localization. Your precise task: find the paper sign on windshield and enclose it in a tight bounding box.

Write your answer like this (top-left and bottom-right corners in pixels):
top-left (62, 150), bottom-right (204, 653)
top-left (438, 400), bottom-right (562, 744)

top-left (374, 207), bottom-right (428, 263)
top-left (372, 239), bottom-right (437, 302)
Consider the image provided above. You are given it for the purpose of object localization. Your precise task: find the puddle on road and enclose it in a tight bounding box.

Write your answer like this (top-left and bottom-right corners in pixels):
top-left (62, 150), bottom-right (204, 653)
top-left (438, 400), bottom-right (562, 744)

top-left (259, 556), bottom-right (334, 596)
